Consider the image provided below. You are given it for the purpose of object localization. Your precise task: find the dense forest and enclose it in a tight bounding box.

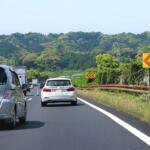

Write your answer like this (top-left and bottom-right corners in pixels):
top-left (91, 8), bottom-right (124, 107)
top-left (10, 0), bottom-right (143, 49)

top-left (0, 31), bottom-right (150, 72)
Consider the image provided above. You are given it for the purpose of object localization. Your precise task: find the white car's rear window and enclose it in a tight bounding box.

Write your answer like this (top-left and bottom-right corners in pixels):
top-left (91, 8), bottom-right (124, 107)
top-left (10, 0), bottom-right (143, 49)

top-left (47, 80), bottom-right (71, 86)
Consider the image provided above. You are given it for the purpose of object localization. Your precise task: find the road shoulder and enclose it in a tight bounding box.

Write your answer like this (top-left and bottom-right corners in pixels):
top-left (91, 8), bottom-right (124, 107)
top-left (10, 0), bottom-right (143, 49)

top-left (78, 94), bottom-right (150, 137)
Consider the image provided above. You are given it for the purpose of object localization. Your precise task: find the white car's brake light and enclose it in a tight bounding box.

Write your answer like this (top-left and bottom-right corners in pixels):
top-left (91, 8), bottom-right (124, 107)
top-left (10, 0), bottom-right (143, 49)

top-left (67, 87), bottom-right (75, 92)
top-left (43, 88), bottom-right (51, 92)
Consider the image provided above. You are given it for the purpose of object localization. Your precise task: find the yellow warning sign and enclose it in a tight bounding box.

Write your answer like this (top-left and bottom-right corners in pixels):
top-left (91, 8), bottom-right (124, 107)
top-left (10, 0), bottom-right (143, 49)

top-left (85, 72), bottom-right (96, 79)
top-left (143, 53), bottom-right (150, 68)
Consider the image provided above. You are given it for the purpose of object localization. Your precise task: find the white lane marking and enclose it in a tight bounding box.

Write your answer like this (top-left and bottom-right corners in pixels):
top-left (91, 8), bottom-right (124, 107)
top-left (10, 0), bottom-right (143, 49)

top-left (28, 98), bottom-right (32, 101)
top-left (78, 97), bottom-right (150, 146)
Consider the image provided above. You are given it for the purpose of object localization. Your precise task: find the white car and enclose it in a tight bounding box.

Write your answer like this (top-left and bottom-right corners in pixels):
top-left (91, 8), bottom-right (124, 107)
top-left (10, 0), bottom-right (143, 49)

top-left (41, 78), bottom-right (77, 106)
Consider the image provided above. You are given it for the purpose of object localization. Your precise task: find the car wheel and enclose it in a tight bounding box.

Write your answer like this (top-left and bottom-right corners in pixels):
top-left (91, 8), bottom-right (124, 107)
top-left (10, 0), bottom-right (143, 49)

top-left (41, 101), bottom-right (47, 107)
top-left (23, 91), bottom-right (27, 96)
top-left (8, 109), bottom-right (16, 129)
top-left (19, 116), bottom-right (26, 124)
top-left (71, 101), bottom-right (77, 105)
top-left (19, 111), bottom-right (26, 124)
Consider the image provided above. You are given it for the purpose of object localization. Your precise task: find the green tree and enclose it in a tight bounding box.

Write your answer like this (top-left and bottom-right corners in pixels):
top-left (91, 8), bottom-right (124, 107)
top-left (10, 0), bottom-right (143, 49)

top-left (36, 49), bottom-right (60, 71)
top-left (39, 72), bottom-right (49, 80)
top-left (27, 69), bottom-right (39, 79)
top-left (96, 54), bottom-right (120, 84)
top-left (21, 52), bottom-right (38, 68)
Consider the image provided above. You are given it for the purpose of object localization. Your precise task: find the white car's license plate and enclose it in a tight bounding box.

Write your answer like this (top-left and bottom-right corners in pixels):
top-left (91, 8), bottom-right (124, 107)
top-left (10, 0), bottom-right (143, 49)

top-left (54, 89), bottom-right (66, 92)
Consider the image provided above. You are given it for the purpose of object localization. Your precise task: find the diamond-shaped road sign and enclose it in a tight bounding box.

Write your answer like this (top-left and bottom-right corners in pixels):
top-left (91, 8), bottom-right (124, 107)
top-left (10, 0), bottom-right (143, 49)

top-left (85, 72), bottom-right (96, 79)
top-left (143, 53), bottom-right (150, 68)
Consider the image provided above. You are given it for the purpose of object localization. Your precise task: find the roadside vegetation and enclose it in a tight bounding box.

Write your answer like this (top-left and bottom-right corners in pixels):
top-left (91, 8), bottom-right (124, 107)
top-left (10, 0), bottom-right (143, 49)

top-left (26, 69), bottom-right (82, 81)
top-left (0, 32), bottom-right (150, 79)
top-left (72, 76), bottom-right (88, 88)
top-left (0, 31), bottom-right (149, 85)
top-left (77, 89), bottom-right (150, 124)
top-left (69, 52), bottom-right (150, 125)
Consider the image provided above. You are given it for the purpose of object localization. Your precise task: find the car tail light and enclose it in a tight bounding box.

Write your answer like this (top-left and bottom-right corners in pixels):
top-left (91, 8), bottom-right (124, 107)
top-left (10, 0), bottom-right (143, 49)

top-left (67, 87), bottom-right (75, 92)
top-left (43, 88), bottom-right (51, 92)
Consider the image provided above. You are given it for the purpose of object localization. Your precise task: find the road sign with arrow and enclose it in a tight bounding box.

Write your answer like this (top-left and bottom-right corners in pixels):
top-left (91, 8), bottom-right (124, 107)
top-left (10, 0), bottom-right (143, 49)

top-left (143, 53), bottom-right (150, 86)
top-left (85, 72), bottom-right (96, 79)
top-left (143, 53), bottom-right (150, 68)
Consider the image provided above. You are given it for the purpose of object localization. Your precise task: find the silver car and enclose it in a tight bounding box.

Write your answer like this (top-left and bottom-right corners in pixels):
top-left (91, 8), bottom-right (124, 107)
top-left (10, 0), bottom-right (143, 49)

top-left (0, 65), bottom-right (27, 129)
top-left (41, 78), bottom-right (77, 106)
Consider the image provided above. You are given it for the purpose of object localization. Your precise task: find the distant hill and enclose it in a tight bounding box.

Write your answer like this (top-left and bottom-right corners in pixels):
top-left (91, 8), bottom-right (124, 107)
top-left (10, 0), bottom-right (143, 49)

top-left (0, 31), bottom-right (150, 70)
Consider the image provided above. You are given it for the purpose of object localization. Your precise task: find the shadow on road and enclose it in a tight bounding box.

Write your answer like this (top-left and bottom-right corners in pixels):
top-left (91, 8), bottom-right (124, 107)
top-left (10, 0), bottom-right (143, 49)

top-left (43, 102), bottom-right (84, 107)
top-left (0, 121), bottom-right (45, 131)
top-left (16, 121), bottom-right (45, 130)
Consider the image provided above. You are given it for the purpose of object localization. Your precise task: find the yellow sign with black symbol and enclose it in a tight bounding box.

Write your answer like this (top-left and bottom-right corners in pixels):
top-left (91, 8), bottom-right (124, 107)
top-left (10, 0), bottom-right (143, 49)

top-left (143, 53), bottom-right (150, 68)
top-left (85, 72), bottom-right (96, 79)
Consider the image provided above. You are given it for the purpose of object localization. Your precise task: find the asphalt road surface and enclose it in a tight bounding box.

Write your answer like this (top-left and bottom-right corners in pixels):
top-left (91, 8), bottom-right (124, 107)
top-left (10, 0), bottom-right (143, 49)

top-left (0, 87), bottom-right (149, 150)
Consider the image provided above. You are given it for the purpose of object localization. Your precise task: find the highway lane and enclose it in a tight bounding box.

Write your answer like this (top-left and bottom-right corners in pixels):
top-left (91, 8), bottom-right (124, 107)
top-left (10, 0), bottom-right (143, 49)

top-left (0, 88), bottom-right (149, 150)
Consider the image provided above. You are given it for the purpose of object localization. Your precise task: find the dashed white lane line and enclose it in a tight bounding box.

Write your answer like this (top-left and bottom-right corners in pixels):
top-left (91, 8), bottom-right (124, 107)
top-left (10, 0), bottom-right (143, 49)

top-left (27, 98), bottom-right (32, 101)
top-left (78, 97), bottom-right (150, 146)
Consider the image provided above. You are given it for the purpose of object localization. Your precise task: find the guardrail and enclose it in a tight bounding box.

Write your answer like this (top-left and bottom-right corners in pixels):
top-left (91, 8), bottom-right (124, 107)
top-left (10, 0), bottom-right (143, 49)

top-left (78, 84), bottom-right (150, 94)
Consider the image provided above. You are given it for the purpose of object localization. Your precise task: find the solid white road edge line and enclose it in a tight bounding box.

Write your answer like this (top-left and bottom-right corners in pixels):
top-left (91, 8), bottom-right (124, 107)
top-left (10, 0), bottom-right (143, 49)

top-left (28, 98), bottom-right (32, 101)
top-left (78, 97), bottom-right (150, 146)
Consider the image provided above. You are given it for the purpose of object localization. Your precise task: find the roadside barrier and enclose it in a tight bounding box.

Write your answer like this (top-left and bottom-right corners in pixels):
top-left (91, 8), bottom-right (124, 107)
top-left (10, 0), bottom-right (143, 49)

top-left (78, 84), bottom-right (150, 94)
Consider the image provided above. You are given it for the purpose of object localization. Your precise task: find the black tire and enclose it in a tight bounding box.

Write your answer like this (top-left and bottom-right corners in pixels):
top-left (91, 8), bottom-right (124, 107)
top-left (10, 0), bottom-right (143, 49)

top-left (71, 101), bottom-right (77, 105)
top-left (41, 101), bottom-right (47, 107)
top-left (19, 116), bottom-right (26, 124)
top-left (23, 91), bottom-right (27, 96)
top-left (19, 103), bottom-right (27, 124)
top-left (8, 109), bottom-right (16, 129)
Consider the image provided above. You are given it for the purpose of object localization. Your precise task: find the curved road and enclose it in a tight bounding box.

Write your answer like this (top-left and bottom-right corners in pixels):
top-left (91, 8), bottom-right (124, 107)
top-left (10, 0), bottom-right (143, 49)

top-left (0, 88), bottom-right (149, 150)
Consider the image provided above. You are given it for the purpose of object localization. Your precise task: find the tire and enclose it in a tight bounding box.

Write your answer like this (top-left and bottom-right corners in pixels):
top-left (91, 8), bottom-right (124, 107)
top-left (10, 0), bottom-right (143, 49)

top-left (41, 101), bottom-right (47, 107)
top-left (19, 116), bottom-right (26, 124)
top-left (23, 91), bottom-right (27, 96)
top-left (19, 103), bottom-right (27, 124)
top-left (71, 101), bottom-right (77, 105)
top-left (8, 109), bottom-right (16, 129)
top-left (19, 111), bottom-right (26, 124)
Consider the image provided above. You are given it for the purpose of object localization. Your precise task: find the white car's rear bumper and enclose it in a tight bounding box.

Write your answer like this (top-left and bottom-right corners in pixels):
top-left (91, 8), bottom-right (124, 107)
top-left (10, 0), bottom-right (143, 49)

top-left (41, 95), bottom-right (77, 102)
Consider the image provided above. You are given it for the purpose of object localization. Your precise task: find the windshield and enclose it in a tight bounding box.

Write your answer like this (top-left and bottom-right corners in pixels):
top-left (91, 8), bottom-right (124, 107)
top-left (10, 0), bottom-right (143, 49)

top-left (47, 80), bottom-right (71, 86)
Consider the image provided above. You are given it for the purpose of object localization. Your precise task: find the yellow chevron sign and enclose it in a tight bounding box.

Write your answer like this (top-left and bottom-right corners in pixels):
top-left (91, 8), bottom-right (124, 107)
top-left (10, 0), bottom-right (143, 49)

top-left (85, 72), bottom-right (96, 79)
top-left (143, 53), bottom-right (150, 68)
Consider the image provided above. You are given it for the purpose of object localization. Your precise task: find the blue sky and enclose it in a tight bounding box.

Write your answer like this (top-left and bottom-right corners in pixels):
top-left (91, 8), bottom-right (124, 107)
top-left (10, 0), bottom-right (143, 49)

top-left (0, 0), bottom-right (150, 34)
